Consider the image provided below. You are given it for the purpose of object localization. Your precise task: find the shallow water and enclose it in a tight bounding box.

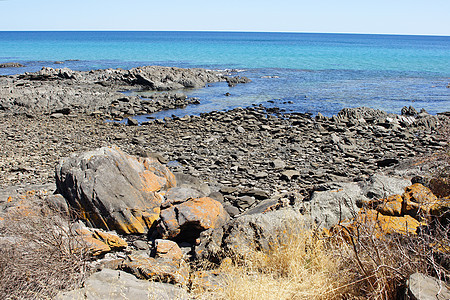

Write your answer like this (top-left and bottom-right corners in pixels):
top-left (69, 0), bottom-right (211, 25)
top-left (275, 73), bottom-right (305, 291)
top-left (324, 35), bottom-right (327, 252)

top-left (1, 31), bottom-right (449, 116)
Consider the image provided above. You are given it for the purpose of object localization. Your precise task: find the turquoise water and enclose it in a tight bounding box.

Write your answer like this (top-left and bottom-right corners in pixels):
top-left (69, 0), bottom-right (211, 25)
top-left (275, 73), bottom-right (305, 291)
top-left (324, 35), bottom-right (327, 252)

top-left (1, 31), bottom-right (449, 116)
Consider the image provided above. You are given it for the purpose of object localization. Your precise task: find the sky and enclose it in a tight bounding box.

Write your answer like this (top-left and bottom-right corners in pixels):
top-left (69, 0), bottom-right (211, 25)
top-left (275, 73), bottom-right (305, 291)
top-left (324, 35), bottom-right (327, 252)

top-left (0, 0), bottom-right (449, 36)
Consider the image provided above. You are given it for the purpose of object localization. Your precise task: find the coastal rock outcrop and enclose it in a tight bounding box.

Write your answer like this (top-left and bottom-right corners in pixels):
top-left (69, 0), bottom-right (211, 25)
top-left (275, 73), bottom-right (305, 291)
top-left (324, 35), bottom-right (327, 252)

top-left (0, 62), bottom-right (25, 68)
top-left (306, 174), bottom-right (411, 229)
top-left (225, 75), bottom-right (252, 87)
top-left (0, 66), bottom-right (243, 116)
top-left (55, 146), bottom-right (176, 234)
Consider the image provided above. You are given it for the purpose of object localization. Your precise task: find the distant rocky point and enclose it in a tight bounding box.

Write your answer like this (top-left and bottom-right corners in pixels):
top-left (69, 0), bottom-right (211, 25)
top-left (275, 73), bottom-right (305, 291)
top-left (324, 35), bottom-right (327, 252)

top-left (0, 62), bottom-right (25, 68)
top-left (0, 66), bottom-right (251, 116)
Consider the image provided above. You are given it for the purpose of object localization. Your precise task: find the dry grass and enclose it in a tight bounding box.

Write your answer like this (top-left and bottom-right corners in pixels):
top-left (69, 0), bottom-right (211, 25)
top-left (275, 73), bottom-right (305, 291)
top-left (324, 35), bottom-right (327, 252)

top-left (193, 228), bottom-right (349, 300)
top-left (0, 203), bottom-right (91, 299)
top-left (193, 216), bottom-right (449, 300)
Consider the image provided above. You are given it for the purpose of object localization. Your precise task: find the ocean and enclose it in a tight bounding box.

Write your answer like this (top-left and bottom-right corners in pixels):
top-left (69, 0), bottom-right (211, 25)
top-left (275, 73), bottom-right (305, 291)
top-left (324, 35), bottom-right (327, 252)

top-left (0, 31), bottom-right (449, 117)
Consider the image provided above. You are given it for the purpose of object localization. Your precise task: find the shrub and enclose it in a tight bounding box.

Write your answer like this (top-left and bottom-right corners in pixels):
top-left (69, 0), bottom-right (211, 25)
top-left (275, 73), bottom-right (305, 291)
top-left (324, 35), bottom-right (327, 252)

top-left (0, 203), bottom-right (91, 299)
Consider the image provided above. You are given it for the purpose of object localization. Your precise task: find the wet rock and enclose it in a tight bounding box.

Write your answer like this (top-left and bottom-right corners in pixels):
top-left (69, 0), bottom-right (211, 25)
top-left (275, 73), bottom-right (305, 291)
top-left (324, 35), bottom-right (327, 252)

top-left (0, 62), bottom-right (25, 68)
top-left (56, 146), bottom-right (176, 234)
top-left (225, 76), bottom-right (252, 87)
top-left (127, 117), bottom-right (139, 126)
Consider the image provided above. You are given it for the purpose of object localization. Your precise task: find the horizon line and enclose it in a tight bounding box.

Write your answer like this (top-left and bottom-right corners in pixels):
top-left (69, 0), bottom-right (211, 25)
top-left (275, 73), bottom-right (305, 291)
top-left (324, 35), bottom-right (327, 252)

top-left (0, 29), bottom-right (449, 37)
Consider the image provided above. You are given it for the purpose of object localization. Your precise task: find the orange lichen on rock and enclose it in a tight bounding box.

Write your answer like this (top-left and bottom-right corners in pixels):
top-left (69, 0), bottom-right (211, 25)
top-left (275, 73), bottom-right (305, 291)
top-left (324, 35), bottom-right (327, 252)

top-left (375, 194), bottom-right (403, 216)
top-left (402, 183), bottom-right (448, 219)
top-left (177, 197), bottom-right (229, 230)
top-left (140, 170), bottom-right (166, 193)
top-left (361, 209), bottom-right (423, 236)
top-left (332, 209), bottom-right (424, 240)
top-left (111, 213), bottom-right (146, 235)
top-left (82, 236), bottom-right (111, 256)
top-left (93, 229), bottom-right (128, 250)
top-left (155, 239), bottom-right (183, 260)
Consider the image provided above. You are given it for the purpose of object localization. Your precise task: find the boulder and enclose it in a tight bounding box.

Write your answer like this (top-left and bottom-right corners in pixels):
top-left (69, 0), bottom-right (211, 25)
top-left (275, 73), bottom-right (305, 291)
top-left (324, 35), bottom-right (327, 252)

top-left (307, 175), bottom-right (411, 229)
top-left (402, 183), bottom-right (449, 221)
top-left (358, 209), bottom-right (423, 236)
top-left (72, 221), bottom-right (128, 256)
top-left (154, 239), bottom-right (183, 260)
top-left (56, 146), bottom-right (176, 234)
top-left (374, 194), bottom-right (403, 216)
top-left (120, 251), bottom-right (190, 285)
top-left (363, 174), bottom-right (411, 200)
top-left (158, 197), bottom-right (229, 242)
top-left (225, 76), bottom-right (252, 87)
top-left (56, 269), bottom-right (189, 300)
top-left (307, 182), bottom-right (364, 229)
top-left (407, 272), bottom-right (450, 300)
top-left (195, 207), bottom-right (306, 261)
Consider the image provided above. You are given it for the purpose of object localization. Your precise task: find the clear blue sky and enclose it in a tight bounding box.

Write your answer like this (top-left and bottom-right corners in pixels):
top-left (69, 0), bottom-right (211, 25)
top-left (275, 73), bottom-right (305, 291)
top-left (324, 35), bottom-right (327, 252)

top-left (0, 0), bottom-right (449, 35)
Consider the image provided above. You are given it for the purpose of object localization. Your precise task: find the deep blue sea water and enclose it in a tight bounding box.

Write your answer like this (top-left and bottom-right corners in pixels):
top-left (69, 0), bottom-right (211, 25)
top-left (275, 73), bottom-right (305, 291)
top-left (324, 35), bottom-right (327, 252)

top-left (0, 31), bottom-right (449, 117)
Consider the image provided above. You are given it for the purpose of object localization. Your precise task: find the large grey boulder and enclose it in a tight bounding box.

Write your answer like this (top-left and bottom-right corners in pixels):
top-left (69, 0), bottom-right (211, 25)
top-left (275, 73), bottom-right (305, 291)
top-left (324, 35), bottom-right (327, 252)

top-left (56, 269), bottom-right (189, 300)
top-left (195, 207), bottom-right (306, 261)
top-left (407, 273), bottom-right (450, 300)
top-left (307, 182), bottom-right (362, 229)
top-left (363, 174), bottom-right (411, 200)
top-left (55, 146), bottom-right (176, 234)
top-left (306, 174), bottom-right (411, 228)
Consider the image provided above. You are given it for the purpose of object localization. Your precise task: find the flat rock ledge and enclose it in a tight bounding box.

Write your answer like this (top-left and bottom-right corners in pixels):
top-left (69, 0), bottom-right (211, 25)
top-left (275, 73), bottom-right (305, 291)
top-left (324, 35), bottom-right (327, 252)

top-left (0, 66), bottom-right (250, 117)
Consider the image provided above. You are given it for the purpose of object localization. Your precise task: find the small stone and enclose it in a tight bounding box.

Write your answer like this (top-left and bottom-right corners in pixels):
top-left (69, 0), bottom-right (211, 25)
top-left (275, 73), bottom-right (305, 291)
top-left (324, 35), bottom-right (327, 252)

top-left (270, 159), bottom-right (286, 170)
top-left (407, 272), bottom-right (450, 300)
top-left (253, 171), bottom-right (268, 179)
top-left (133, 240), bottom-right (150, 250)
top-left (50, 113), bottom-right (64, 119)
top-left (281, 170), bottom-right (300, 181)
top-left (127, 117), bottom-right (139, 126)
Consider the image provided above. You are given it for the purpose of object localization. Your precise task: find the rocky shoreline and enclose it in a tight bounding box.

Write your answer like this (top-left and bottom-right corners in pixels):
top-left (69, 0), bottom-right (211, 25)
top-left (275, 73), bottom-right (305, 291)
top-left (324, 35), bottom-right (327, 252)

top-left (1, 66), bottom-right (448, 215)
top-left (0, 65), bottom-right (250, 118)
top-left (1, 102), bottom-right (447, 211)
top-left (1, 66), bottom-right (449, 299)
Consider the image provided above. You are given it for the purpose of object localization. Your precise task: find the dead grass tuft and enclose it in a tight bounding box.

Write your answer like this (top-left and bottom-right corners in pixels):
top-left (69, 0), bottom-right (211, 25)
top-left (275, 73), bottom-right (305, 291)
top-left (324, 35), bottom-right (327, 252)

top-left (0, 204), bottom-right (91, 299)
top-left (193, 228), bottom-right (349, 300)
